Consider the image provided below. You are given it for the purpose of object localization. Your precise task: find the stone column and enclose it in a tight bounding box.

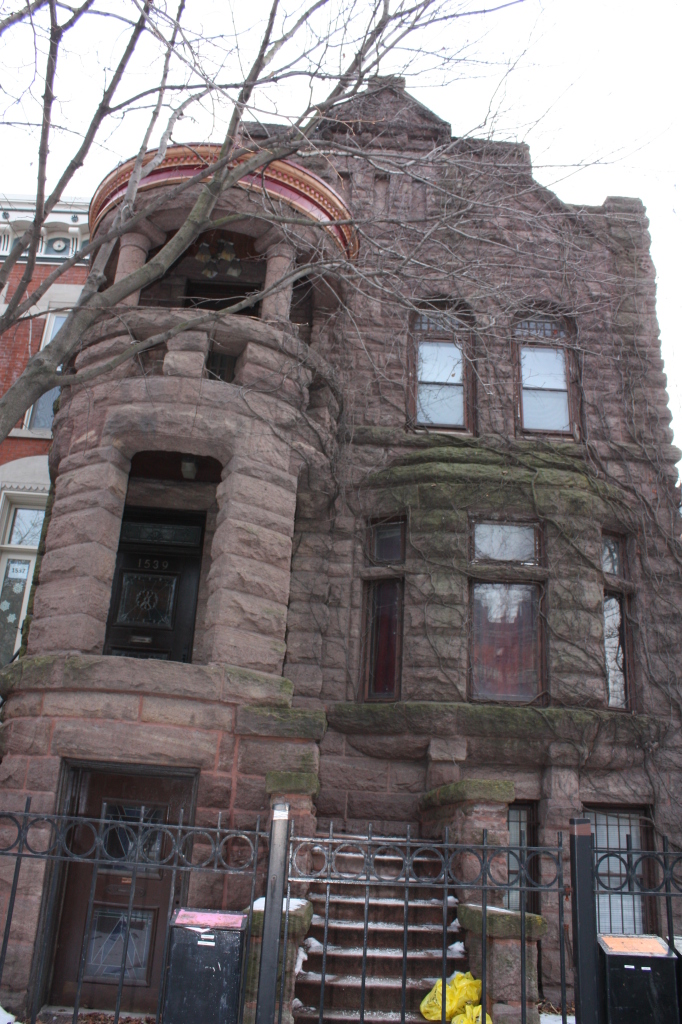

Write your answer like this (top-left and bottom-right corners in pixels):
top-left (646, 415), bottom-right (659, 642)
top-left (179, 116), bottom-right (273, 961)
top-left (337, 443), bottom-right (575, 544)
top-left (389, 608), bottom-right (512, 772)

top-left (241, 899), bottom-right (313, 1024)
top-left (538, 765), bottom-right (581, 1005)
top-left (162, 330), bottom-right (210, 378)
top-left (27, 446), bottom-right (130, 655)
top-left (203, 447), bottom-right (298, 675)
top-left (266, 773), bottom-right (319, 837)
top-left (458, 903), bottom-right (547, 1024)
top-left (419, 779), bottom-right (515, 905)
top-left (113, 220), bottom-right (166, 306)
top-left (260, 242), bottom-right (295, 321)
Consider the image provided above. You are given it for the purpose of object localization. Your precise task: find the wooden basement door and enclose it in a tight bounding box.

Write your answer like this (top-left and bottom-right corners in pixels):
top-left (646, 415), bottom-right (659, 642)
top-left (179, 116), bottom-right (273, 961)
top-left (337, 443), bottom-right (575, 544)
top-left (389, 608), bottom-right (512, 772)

top-left (50, 768), bottom-right (194, 1013)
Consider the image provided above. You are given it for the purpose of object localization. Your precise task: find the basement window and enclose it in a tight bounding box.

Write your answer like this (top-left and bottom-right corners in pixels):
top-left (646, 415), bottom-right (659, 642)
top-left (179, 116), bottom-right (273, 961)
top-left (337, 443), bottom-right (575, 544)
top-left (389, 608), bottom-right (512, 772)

top-left (505, 803), bottom-right (540, 914)
top-left (364, 519), bottom-right (405, 701)
top-left (588, 808), bottom-right (654, 934)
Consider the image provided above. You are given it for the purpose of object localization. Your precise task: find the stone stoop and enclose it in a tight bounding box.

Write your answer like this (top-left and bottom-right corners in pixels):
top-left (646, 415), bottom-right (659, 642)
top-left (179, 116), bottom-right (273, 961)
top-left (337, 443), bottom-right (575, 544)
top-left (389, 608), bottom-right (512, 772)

top-left (293, 844), bottom-right (466, 1024)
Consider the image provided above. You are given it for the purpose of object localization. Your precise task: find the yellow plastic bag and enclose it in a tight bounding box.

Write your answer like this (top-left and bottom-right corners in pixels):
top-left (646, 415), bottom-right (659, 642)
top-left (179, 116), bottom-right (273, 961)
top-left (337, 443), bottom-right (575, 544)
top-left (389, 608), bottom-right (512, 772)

top-left (420, 979), bottom-right (458, 1021)
top-left (452, 1006), bottom-right (492, 1024)
top-left (420, 972), bottom-right (483, 1022)
top-left (450, 972), bottom-right (481, 1014)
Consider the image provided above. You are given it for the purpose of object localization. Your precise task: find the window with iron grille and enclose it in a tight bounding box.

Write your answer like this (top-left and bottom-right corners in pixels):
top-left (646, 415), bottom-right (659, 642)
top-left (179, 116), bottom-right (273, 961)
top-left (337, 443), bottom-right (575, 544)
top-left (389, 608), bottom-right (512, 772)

top-left (587, 808), bottom-right (655, 934)
top-left (505, 803), bottom-right (540, 913)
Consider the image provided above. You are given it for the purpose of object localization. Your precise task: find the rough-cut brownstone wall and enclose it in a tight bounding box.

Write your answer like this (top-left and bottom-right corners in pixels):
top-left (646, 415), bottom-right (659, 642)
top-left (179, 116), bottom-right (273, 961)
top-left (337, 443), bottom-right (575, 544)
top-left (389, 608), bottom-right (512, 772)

top-left (0, 79), bottom-right (680, 1009)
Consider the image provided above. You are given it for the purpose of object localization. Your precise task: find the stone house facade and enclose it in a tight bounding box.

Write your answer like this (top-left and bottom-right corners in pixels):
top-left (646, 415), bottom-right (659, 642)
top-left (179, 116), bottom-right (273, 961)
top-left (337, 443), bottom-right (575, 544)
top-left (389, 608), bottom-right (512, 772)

top-left (0, 78), bottom-right (680, 1012)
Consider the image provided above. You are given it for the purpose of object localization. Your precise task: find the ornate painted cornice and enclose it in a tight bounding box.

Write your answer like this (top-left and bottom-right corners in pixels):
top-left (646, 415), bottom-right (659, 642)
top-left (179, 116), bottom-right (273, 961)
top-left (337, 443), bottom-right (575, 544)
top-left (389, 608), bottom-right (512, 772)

top-left (89, 144), bottom-right (358, 258)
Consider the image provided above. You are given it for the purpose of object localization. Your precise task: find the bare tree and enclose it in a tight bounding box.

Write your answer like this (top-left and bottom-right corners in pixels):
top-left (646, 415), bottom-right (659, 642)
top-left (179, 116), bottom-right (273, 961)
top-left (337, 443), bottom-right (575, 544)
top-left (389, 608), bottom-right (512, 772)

top-left (0, 0), bottom-right (522, 440)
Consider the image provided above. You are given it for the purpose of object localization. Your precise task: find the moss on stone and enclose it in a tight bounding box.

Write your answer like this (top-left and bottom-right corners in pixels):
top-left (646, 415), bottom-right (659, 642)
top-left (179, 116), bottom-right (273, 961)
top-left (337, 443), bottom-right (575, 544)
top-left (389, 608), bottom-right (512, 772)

top-left (458, 903), bottom-right (547, 940)
top-left (419, 779), bottom-right (515, 811)
top-left (265, 770), bottom-right (320, 796)
top-left (327, 701), bottom-right (658, 748)
top-left (236, 705), bottom-right (327, 740)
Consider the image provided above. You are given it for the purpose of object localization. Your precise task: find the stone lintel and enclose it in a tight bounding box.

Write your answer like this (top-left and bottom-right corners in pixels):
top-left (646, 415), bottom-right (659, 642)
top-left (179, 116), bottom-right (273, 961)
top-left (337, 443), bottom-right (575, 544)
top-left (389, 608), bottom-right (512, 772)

top-left (265, 770), bottom-right (320, 796)
top-left (419, 779), bottom-right (515, 812)
top-left (458, 902), bottom-right (547, 941)
top-left (236, 705), bottom-right (327, 740)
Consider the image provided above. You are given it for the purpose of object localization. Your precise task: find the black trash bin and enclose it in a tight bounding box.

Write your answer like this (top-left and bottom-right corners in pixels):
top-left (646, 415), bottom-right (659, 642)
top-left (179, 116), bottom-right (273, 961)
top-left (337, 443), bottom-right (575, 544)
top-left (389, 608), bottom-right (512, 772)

top-left (599, 934), bottom-right (678, 1024)
top-left (163, 908), bottom-right (247, 1024)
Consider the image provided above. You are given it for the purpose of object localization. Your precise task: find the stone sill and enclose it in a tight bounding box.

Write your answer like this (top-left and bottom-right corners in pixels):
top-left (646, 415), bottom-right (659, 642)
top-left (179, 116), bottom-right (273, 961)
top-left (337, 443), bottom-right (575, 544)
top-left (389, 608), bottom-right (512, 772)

top-left (9, 428), bottom-right (52, 439)
top-left (467, 564), bottom-right (550, 582)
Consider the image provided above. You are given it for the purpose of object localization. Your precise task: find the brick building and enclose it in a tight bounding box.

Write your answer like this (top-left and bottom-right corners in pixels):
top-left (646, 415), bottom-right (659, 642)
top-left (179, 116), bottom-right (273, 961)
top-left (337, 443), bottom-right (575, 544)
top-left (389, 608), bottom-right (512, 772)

top-left (0, 78), bottom-right (680, 1015)
top-left (0, 196), bottom-right (88, 666)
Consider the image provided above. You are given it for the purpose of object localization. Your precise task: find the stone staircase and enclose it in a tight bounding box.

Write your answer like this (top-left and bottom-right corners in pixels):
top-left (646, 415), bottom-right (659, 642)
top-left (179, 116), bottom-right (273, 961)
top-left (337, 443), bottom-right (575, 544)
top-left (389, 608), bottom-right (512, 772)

top-left (293, 843), bottom-right (466, 1024)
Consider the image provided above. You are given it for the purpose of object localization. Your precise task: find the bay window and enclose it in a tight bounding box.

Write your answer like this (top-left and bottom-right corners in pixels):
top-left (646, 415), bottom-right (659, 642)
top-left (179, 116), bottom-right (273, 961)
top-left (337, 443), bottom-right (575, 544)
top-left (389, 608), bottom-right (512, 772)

top-left (470, 521), bottom-right (544, 702)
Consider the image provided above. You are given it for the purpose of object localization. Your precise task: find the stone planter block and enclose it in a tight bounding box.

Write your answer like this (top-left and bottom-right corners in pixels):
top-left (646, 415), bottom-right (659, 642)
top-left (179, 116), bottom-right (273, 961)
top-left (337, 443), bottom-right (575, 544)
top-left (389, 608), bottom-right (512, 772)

top-left (241, 898), bottom-right (313, 1024)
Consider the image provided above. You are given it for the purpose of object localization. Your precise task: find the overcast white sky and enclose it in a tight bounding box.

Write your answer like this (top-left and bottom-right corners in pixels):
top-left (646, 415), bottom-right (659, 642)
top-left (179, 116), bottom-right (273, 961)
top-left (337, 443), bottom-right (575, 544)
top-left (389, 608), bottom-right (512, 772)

top-left (2, 0), bottom-right (680, 458)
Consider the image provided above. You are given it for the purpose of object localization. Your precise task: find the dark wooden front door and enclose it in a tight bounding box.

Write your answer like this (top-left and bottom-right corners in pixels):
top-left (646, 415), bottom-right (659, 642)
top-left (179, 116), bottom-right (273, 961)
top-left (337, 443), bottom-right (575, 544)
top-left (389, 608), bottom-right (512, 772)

top-left (104, 508), bottom-right (205, 662)
top-left (50, 768), bottom-right (194, 1012)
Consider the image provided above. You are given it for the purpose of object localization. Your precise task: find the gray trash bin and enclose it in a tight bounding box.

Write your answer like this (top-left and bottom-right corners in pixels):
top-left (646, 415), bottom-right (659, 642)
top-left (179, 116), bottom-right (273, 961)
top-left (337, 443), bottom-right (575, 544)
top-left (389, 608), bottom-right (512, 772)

top-left (599, 934), bottom-right (678, 1024)
top-left (163, 908), bottom-right (247, 1024)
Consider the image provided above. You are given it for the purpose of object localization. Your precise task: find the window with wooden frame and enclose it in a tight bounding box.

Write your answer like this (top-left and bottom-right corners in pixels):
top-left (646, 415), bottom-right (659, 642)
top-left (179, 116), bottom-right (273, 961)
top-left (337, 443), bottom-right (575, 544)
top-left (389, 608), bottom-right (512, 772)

top-left (411, 304), bottom-right (473, 431)
top-left (601, 533), bottom-right (632, 709)
top-left (363, 519), bottom-right (405, 701)
top-left (470, 521), bottom-right (545, 702)
top-left (513, 316), bottom-right (578, 437)
top-left (0, 495), bottom-right (46, 666)
top-left (23, 311), bottom-right (66, 432)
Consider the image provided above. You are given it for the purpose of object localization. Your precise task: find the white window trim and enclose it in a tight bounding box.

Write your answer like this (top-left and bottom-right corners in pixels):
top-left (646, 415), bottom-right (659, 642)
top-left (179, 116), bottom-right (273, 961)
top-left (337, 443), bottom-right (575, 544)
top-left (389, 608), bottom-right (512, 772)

top-left (21, 308), bottom-right (66, 433)
top-left (0, 490), bottom-right (47, 662)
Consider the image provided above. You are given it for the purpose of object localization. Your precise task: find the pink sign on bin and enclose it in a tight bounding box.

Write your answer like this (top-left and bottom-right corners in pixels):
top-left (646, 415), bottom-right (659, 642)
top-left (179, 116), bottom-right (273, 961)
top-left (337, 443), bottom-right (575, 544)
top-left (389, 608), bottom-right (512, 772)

top-left (174, 909), bottom-right (245, 929)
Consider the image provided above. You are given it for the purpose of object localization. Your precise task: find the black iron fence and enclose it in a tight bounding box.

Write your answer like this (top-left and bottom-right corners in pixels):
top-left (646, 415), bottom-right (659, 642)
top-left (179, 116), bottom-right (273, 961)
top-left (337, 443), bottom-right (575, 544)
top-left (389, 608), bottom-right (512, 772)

top-left (569, 816), bottom-right (682, 1024)
top-left (0, 805), bottom-right (680, 1024)
top-left (0, 798), bottom-right (267, 1024)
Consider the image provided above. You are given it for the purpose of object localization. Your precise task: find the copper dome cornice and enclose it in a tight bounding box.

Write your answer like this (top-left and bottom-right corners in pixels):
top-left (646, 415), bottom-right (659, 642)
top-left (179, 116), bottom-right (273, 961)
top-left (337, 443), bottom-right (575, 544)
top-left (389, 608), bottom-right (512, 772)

top-left (89, 144), bottom-right (358, 259)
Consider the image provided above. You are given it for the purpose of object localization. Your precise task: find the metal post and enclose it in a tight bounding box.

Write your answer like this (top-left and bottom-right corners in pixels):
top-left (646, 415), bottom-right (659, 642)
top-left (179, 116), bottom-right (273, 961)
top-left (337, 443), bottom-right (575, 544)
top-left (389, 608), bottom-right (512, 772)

top-left (255, 803), bottom-right (290, 1024)
top-left (481, 829), bottom-right (487, 1024)
top-left (0, 796), bottom-right (30, 985)
top-left (557, 832), bottom-right (568, 1024)
top-left (520, 829), bottom-right (526, 1024)
top-left (569, 818), bottom-right (600, 1024)
top-left (663, 836), bottom-right (675, 952)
